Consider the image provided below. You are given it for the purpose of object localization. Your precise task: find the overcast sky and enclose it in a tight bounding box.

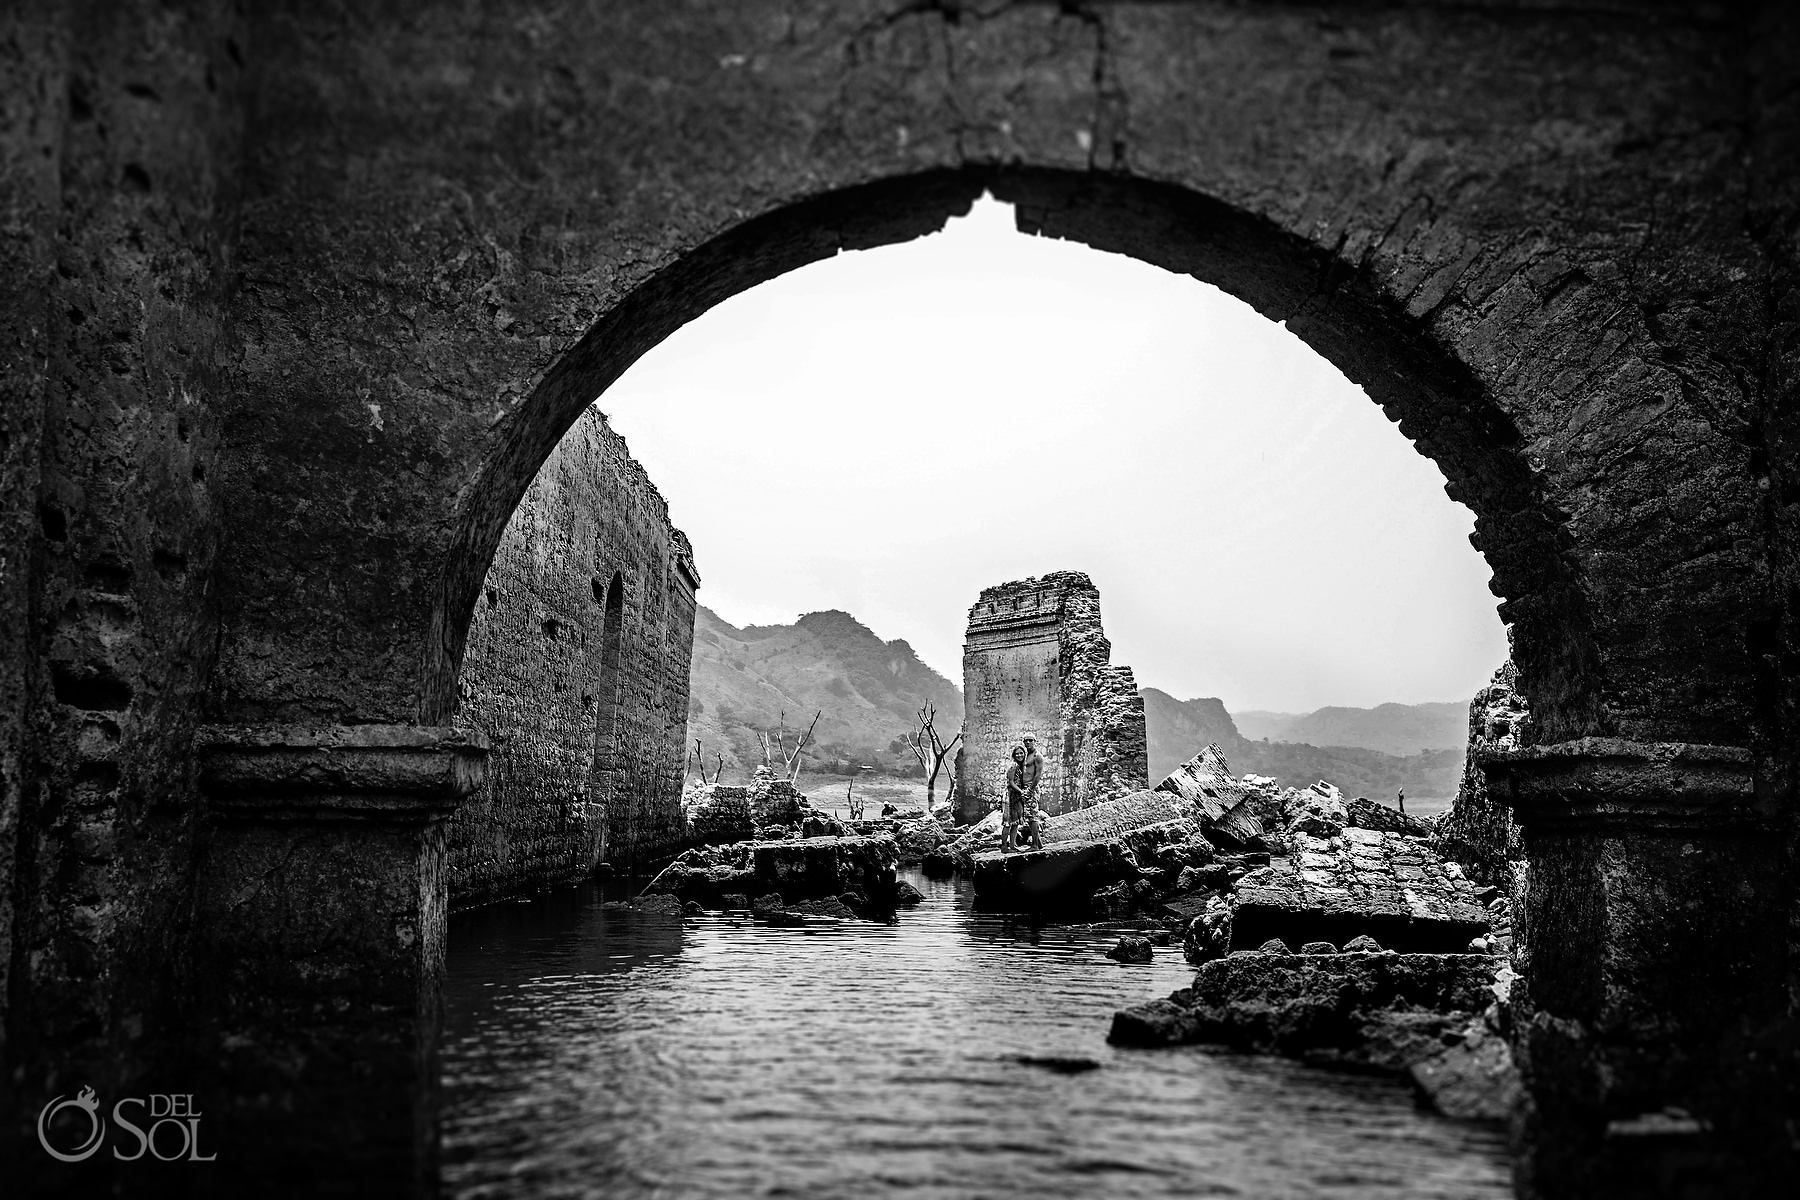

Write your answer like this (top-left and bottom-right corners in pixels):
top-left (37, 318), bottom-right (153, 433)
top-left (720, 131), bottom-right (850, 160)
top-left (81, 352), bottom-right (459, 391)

top-left (598, 195), bottom-right (1507, 714)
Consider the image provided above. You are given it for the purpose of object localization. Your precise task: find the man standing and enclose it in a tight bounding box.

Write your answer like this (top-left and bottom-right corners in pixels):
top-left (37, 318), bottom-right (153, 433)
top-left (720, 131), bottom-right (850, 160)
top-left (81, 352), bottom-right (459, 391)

top-left (1020, 733), bottom-right (1045, 808)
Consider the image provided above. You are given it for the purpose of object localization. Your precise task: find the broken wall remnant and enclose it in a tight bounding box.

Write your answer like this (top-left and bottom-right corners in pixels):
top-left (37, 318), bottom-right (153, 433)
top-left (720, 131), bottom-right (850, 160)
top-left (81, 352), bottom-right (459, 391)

top-left (1433, 661), bottom-right (1529, 892)
top-left (955, 572), bottom-right (1147, 823)
top-left (450, 408), bottom-right (699, 905)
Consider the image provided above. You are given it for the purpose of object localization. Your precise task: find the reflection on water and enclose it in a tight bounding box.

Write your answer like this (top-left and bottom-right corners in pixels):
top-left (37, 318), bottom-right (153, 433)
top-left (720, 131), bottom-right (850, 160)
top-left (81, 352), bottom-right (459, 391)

top-left (441, 872), bottom-right (1511, 1199)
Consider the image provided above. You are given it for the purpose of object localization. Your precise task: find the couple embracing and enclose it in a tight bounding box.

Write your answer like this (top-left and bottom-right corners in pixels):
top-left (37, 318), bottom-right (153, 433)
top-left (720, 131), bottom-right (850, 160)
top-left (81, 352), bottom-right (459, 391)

top-left (1003, 734), bottom-right (1045, 853)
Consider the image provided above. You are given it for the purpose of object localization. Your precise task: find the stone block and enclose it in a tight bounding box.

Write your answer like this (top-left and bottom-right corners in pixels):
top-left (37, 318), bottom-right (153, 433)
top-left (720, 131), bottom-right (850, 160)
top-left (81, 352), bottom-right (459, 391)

top-left (970, 840), bottom-right (1133, 911)
top-left (1230, 831), bottom-right (1489, 953)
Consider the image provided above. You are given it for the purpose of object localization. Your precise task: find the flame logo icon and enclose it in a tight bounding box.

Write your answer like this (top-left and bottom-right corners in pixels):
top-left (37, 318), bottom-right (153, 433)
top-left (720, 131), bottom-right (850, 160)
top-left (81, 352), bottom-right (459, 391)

top-left (37, 1085), bottom-right (106, 1162)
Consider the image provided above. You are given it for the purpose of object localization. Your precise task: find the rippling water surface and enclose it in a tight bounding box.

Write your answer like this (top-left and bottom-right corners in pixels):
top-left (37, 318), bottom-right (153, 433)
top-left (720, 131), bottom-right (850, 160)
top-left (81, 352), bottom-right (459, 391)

top-left (442, 871), bottom-right (1511, 1199)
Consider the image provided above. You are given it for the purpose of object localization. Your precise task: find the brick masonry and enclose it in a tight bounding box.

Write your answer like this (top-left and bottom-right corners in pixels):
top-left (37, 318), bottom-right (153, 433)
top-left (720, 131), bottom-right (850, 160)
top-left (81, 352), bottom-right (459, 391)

top-left (450, 407), bottom-right (697, 906)
top-left (955, 572), bottom-right (1147, 822)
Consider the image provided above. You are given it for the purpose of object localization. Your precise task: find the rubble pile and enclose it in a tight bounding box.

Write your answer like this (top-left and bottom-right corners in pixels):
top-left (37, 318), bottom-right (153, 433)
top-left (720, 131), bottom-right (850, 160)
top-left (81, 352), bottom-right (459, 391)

top-left (683, 783), bottom-right (755, 845)
top-left (684, 766), bottom-right (849, 846)
top-left (1108, 947), bottom-right (1520, 1121)
top-left (640, 833), bottom-right (899, 912)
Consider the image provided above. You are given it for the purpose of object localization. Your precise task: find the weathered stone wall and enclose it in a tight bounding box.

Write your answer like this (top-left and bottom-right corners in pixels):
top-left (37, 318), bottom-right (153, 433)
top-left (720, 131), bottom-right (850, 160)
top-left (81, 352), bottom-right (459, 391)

top-left (450, 407), bottom-right (696, 904)
top-left (3, 2), bottom-right (1797, 1190)
top-left (956, 572), bottom-right (1147, 822)
top-left (1434, 661), bottom-right (1529, 892)
top-left (0, 1), bottom-right (245, 1134)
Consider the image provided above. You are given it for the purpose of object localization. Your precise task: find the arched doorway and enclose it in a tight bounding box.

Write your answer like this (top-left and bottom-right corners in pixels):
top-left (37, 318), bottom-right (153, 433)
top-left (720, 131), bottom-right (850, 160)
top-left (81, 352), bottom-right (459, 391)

top-left (156, 8), bottom-right (1787, 1194)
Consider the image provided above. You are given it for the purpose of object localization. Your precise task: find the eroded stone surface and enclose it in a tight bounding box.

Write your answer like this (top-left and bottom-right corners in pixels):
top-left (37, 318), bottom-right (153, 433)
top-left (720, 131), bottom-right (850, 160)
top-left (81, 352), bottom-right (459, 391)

top-left (1109, 951), bottom-right (1498, 1071)
top-left (1231, 829), bottom-right (1489, 953)
top-left (643, 834), bottom-right (898, 909)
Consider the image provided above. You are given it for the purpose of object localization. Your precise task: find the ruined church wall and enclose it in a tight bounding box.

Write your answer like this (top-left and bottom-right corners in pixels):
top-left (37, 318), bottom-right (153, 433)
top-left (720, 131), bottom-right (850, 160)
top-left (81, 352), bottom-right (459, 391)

top-left (450, 408), bottom-right (697, 907)
top-left (958, 594), bottom-right (1064, 823)
top-left (956, 573), bottom-right (1147, 823)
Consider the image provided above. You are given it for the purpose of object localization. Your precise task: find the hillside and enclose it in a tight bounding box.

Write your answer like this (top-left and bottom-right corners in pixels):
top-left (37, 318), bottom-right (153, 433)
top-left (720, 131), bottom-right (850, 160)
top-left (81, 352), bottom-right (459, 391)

top-left (1232, 701), bottom-right (1468, 756)
top-left (686, 607), bottom-right (962, 782)
top-left (1142, 687), bottom-right (1466, 805)
top-left (685, 613), bottom-right (1467, 802)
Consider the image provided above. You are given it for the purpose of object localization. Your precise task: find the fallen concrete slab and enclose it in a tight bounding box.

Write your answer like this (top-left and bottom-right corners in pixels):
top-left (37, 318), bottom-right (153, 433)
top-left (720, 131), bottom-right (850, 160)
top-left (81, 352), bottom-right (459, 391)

top-left (1229, 828), bottom-right (1489, 952)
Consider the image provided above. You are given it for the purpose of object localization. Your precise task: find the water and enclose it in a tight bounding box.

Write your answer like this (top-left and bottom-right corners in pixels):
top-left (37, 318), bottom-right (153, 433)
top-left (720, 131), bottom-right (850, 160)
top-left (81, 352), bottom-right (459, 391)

top-left (441, 872), bottom-right (1513, 1199)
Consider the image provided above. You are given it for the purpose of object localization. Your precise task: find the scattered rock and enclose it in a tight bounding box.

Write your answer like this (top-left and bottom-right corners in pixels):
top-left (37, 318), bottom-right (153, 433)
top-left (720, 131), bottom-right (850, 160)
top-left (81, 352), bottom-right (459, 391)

top-left (1108, 952), bottom-right (1500, 1075)
top-left (752, 893), bottom-right (785, 915)
top-left (1107, 936), bottom-right (1154, 963)
top-left (634, 892), bottom-right (684, 916)
top-left (1468, 936), bottom-right (1493, 954)
top-left (1344, 934), bottom-right (1384, 953)
top-left (1282, 781), bottom-right (1348, 838)
top-left (1258, 938), bottom-right (1291, 953)
top-left (1299, 940), bottom-right (1338, 955)
top-left (893, 879), bottom-right (925, 906)
top-left (919, 849), bottom-right (956, 877)
top-left (1409, 1022), bottom-right (1521, 1121)
top-left (788, 895), bottom-right (856, 919)
top-left (1184, 895), bottom-right (1234, 965)
top-left (892, 817), bottom-right (949, 866)
top-left (1009, 1054), bottom-right (1101, 1074)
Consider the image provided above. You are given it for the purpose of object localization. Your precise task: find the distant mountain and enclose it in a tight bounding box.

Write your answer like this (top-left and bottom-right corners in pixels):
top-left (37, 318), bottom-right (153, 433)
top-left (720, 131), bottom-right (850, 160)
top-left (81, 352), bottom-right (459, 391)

top-left (686, 607), bottom-right (962, 783)
top-left (1142, 688), bottom-right (1465, 804)
top-left (686, 609), bottom-right (1466, 801)
top-left (1232, 702), bottom-right (1468, 756)
top-left (1141, 689), bottom-right (1245, 779)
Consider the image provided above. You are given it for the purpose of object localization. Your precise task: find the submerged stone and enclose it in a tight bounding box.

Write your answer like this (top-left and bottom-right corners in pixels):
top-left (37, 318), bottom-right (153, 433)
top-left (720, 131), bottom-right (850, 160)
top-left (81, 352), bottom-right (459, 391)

top-left (1108, 951), bottom-right (1499, 1074)
top-left (969, 840), bottom-right (1134, 912)
top-left (1107, 936), bottom-right (1155, 964)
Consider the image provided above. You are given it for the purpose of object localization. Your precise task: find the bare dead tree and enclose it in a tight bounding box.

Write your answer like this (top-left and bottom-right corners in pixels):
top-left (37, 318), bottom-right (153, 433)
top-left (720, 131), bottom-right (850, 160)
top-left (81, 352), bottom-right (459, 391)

top-left (756, 709), bottom-right (821, 784)
top-left (691, 738), bottom-right (724, 786)
top-left (905, 702), bottom-right (963, 814)
top-left (783, 710), bottom-right (822, 784)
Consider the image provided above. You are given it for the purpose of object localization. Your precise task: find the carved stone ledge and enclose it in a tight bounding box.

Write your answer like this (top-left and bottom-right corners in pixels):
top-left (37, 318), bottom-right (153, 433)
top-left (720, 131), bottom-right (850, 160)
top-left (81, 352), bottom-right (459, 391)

top-left (196, 724), bottom-right (489, 822)
top-left (1476, 738), bottom-right (1764, 832)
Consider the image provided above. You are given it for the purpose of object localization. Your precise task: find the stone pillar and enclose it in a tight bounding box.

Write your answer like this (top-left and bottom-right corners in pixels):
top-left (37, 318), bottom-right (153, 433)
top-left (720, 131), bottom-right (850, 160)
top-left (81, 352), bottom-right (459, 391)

top-left (191, 724), bottom-right (487, 1196)
top-left (1479, 739), bottom-right (1790, 1198)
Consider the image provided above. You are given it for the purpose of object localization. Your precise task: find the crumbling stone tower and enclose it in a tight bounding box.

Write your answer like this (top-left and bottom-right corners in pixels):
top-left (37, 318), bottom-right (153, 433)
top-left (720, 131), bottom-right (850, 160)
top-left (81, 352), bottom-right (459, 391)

top-left (956, 572), bottom-right (1147, 824)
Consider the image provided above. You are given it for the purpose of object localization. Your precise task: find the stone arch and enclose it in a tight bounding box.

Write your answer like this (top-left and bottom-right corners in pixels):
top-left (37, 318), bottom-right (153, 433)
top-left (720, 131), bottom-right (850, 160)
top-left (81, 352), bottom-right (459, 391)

top-left (422, 166), bottom-right (1604, 742)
